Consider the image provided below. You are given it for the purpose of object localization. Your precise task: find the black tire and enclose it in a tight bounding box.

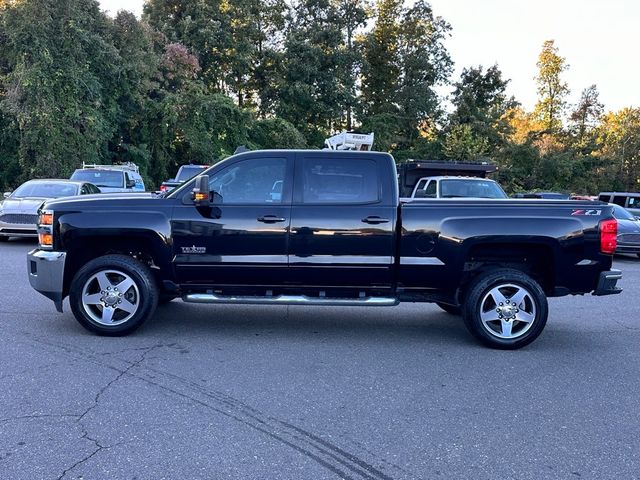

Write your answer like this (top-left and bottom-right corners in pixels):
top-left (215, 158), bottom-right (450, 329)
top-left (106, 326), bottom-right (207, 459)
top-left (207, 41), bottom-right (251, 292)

top-left (462, 268), bottom-right (548, 350)
top-left (0, 236), bottom-right (9, 242)
top-left (69, 254), bottom-right (158, 336)
top-left (436, 302), bottom-right (461, 315)
top-left (636, 253), bottom-right (640, 259)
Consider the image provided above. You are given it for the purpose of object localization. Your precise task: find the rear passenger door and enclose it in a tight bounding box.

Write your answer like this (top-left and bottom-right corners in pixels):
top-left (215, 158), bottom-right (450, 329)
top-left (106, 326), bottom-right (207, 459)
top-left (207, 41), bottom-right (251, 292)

top-left (288, 153), bottom-right (397, 291)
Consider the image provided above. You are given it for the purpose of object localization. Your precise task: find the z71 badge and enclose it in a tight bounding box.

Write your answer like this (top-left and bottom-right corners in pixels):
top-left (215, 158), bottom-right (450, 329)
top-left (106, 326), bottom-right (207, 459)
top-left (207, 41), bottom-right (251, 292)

top-left (571, 209), bottom-right (602, 216)
top-left (181, 245), bottom-right (206, 254)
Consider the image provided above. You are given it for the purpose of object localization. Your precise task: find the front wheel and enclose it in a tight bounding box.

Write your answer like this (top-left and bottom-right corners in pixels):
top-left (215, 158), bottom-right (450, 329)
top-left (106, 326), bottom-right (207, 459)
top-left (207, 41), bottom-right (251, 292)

top-left (69, 254), bottom-right (159, 336)
top-left (462, 269), bottom-right (548, 349)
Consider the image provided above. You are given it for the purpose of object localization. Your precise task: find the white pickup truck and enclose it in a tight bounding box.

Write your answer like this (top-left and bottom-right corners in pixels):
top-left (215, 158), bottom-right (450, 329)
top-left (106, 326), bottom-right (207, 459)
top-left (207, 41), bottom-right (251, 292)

top-left (410, 176), bottom-right (508, 199)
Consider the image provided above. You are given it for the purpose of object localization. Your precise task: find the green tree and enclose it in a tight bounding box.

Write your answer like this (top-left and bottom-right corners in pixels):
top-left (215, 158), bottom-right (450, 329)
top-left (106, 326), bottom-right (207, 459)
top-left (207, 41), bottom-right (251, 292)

top-left (361, 0), bottom-right (451, 151)
top-left (1, 0), bottom-right (122, 178)
top-left (360, 0), bottom-right (402, 118)
top-left (533, 40), bottom-right (569, 131)
top-left (275, 0), bottom-right (355, 144)
top-left (443, 124), bottom-right (488, 161)
top-left (248, 117), bottom-right (307, 149)
top-left (449, 64), bottom-right (517, 148)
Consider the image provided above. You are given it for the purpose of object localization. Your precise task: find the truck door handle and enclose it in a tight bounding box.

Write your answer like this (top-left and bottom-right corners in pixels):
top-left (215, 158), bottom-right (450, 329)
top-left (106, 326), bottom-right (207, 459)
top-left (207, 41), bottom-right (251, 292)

top-left (362, 216), bottom-right (390, 224)
top-left (257, 215), bottom-right (286, 223)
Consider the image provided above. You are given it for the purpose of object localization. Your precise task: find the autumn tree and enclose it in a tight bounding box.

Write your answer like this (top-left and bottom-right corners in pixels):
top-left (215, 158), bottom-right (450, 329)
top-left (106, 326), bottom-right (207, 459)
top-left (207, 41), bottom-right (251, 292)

top-left (597, 108), bottom-right (640, 190)
top-left (570, 84), bottom-right (603, 144)
top-left (533, 40), bottom-right (569, 131)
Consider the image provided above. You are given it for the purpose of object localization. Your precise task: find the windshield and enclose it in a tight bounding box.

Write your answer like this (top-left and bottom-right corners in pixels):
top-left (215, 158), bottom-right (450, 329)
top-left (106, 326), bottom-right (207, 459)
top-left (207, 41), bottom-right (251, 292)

top-left (12, 181), bottom-right (79, 198)
top-left (71, 170), bottom-right (124, 188)
top-left (176, 166), bottom-right (207, 182)
top-left (440, 179), bottom-right (507, 199)
top-left (612, 204), bottom-right (637, 221)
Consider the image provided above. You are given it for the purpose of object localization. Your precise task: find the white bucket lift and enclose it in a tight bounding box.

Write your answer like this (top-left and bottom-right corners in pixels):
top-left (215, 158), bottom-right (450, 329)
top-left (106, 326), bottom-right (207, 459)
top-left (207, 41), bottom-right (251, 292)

top-left (324, 131), bottom-right (375, 151)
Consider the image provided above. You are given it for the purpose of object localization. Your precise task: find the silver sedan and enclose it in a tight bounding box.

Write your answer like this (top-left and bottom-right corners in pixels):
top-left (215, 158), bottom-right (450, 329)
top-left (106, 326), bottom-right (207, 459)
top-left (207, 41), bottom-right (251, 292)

top-left (0, 180), bottom-right (100, 240)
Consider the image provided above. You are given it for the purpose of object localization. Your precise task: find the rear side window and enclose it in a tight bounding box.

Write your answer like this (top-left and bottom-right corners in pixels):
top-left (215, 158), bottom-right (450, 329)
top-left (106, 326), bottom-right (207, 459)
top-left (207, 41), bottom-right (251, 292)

top-left (301, 157), bottom-right (379, 204)
top-left (627, 196), bottom-right (640, 209)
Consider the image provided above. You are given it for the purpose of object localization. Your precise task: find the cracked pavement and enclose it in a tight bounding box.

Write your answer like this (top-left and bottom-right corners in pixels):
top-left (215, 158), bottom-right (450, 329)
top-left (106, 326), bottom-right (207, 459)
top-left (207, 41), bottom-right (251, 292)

top-left (1, 239), bottom-right (640, 479)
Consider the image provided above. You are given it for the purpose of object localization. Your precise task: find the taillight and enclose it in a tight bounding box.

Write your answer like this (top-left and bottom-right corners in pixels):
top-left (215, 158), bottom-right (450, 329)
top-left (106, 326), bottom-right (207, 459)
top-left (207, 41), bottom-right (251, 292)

top-left (599, 218), bottom-right (617, 254)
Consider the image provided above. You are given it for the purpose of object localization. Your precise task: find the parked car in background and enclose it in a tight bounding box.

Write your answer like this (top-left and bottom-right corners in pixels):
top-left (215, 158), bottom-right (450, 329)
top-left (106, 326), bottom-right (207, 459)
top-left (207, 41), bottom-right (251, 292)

top-left (570, 195), bottom-right (598, 201)
top-left (159, 164), bottom-right (209, 193)
top-left (70, 163), bottom-right (145, 193)
top-left (410, 176), bottom-right (508, 199)
top-left (611, 204), bottom-right (640, 257)
top-left (513, 192), bottom-right (570, 200)
top-left (0, 180), bottom-right (100, 241)
top-left (598, 192), bottom-right (640, 217)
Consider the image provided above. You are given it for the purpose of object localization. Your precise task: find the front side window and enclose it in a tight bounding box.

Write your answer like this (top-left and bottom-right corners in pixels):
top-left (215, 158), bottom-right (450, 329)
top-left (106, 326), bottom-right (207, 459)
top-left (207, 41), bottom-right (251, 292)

top-left (301, 157), bottom-right (379, 204)
top-left (208, 157), bottom-right (287, 204)
top-left (627, 196), bottom-right (640, 209)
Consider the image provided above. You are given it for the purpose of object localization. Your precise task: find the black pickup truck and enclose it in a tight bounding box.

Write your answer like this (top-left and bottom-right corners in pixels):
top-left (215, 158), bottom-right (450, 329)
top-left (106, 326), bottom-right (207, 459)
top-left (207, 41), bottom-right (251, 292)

top-left (27, 150), bottom-right (622, 349)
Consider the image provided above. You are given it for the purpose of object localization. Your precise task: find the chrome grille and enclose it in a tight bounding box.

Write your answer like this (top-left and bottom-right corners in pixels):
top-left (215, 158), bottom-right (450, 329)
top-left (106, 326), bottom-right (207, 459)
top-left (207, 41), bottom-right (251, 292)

top-left (0, 213), bottom-right (38, 225)
top-left (618, 233), bottom-right (640, 244)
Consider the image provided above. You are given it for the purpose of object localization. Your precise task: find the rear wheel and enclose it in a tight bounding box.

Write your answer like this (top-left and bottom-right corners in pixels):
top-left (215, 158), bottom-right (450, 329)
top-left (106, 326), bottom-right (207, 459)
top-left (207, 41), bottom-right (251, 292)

top-left (436, 302), bottom-right (461, 315)
top-left (69, 254), bottom-right (158, 336)
top-left (462, 269), bottom-right (548, 349)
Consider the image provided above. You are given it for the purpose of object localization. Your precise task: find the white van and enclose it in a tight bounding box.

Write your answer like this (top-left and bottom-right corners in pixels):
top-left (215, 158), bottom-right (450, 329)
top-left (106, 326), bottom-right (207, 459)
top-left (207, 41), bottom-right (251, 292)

top-left (598, 192), bottom-right (640, 217)
top-left (70, 163), bottom-right (145, 193)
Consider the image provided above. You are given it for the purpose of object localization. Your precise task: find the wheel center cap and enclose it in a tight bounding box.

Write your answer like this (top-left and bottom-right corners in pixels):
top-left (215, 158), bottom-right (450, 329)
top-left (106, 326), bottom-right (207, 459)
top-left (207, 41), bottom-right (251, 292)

top-left (105, 294), bottom-right (118, 306)
top-left (501, 306), bottom-right (515, 318)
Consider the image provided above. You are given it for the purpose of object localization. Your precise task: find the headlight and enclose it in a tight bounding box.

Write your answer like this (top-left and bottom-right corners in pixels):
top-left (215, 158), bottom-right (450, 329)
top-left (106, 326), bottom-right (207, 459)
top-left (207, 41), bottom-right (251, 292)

top-left (38, 209), bottom-right (54, 249)
top-left (39, 210), bottom-right (54, 226)
top-left (38, 232), bottom-right (53, 247)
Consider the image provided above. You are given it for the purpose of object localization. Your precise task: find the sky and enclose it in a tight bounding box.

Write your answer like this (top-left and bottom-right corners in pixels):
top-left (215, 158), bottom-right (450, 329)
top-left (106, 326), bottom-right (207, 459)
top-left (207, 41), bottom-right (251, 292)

top-left (98, 0), bottom-right (639, 113)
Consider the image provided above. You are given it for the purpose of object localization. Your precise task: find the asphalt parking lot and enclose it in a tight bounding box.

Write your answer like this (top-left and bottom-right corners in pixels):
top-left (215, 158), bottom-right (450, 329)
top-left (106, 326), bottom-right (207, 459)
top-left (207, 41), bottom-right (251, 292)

top-left (1, 239), bottom-right (639, 480)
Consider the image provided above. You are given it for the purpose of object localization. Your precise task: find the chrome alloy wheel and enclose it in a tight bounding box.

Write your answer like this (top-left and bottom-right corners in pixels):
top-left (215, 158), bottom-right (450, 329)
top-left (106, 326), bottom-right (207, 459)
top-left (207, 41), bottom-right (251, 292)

top-left (479, 283), bottom-right (537, 339)
top-left (81, 270), bottom-right (140, 326)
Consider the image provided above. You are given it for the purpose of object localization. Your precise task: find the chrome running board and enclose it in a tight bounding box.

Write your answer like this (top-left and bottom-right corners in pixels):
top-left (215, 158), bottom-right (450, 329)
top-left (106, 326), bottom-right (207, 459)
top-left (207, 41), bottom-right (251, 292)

top-left (182, 293), bottom-right (398, 307)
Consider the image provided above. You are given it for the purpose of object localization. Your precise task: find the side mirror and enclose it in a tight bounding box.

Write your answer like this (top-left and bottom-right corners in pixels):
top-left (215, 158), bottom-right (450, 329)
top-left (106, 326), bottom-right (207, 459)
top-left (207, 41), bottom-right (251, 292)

top-left (126, 179), bottom-right (136, 188)
top-left (3, 192), bottom-right (10, 199)
top-left (192, 175), bottom-right (210, 207)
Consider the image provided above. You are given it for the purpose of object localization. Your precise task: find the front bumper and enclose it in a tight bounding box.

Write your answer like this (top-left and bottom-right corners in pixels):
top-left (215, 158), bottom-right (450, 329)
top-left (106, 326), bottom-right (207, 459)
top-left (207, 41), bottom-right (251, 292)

top-left (593, 269), bottom-right (623, 296)
top-left (0, 222), bottom-right (37, 238)
top-left (27, 249), bottom-right (66, 312)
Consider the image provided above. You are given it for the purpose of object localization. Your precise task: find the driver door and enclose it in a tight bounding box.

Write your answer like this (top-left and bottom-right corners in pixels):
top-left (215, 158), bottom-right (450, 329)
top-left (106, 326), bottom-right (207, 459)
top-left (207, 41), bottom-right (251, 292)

top-left (172, 153), bottom-right (294, 287)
